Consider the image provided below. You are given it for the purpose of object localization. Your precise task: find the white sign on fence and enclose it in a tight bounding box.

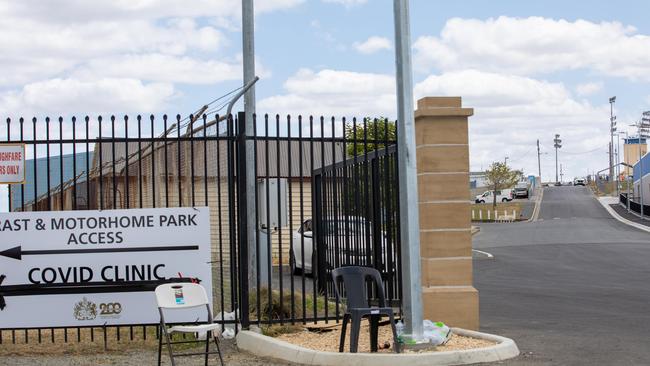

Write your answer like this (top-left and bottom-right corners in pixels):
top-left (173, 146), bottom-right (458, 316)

top-left (0, 207), bottom-right (212, 328)
top-left (0, 144), bottom-right (25, 184)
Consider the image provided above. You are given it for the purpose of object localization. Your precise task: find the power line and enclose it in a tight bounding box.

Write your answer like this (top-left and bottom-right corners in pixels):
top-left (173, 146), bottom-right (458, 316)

top-left (561, 144), bottom-right (609, 155)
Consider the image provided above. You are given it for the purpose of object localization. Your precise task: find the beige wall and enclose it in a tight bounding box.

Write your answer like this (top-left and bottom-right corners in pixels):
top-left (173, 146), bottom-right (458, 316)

top-left (624, 142), bottom-right (647, 176)
top-left (415, 96), bottom-right (479, 330)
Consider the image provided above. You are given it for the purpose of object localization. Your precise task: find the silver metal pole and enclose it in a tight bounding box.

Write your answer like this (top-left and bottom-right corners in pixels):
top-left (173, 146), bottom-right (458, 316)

top-left (617, 133), bottom-right (621, 195)
top-left (639, 135), bottom-right (643, 218)
top-left (393, 0), bottom-right (423, 339)
top-left (537, 139), bottom-right (541, 181)
top-left (242, 0), bottom-right (258, 286)
top-left (555, 145), bottom-right (558, 183)
top-left (610, 100), bottom-right (615, 186)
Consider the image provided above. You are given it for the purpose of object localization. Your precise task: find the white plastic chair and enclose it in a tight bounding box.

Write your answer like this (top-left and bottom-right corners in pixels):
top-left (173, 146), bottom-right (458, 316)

top-left (155, 283), bottom-right (224, 366)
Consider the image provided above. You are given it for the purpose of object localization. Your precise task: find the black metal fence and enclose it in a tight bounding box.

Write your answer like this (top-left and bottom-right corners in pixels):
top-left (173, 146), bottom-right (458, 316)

top-left (619, 193), bottom-right (649, 215)
top-left (0, 113), bottom-right (401, 344)
top-left (313, 145), bottom-right (401, 308)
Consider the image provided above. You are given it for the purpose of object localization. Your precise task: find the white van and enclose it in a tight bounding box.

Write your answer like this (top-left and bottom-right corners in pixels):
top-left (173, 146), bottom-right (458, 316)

top-left (475, 189), bottom-right (513, 203)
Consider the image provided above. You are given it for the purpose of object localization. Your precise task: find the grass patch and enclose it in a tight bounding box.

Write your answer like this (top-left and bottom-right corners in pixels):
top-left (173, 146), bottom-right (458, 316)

top-left (249, 287), bottom-right (341, 337)
top-left (0, 326), bottom-right (212, 356)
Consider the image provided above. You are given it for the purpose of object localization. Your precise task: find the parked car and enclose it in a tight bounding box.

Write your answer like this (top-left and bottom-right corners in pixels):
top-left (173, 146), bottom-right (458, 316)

top-left (474, 189), bottom-right (513, 203)
top-left (513, 182), bottom-right (530, 199)
top-left (290, 216), bottom-right (391, 275)
top-left (573, 178), bottom-right (586, 186)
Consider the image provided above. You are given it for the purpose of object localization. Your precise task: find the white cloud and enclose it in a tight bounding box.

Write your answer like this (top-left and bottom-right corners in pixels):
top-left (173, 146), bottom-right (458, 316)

top-left (258, 68), bottom-right (395, 117)
top-left (260, 68), bottom-right (608, 178)
top-left (72, 54), bottom-right (242, 85)
top-left (0, 1), bottom-right (303, 23)
top-left (576, 82), bottom-right (604, 96)
top-left (0, 78), bottom-right (176, 117)
top-left (414, 16), bottom-right (650, 81)
top-left (354, 36), bottom-right (392, 54)
top-left (0, 17), bottom-right (227, 87)
top-left (0, 0), bottom-right (300, 121)
top-left (414, 69), bottom-right (608, 178)
top-left (322, 0), bottom-right (367, 7)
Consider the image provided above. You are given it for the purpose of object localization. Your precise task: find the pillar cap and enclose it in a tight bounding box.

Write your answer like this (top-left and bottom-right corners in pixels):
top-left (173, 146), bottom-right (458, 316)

top-left (415, 97), bottom-right (474, 118)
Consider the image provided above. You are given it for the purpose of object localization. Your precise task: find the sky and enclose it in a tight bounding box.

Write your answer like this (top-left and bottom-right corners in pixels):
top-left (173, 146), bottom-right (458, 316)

top-left (1, 0), bottom-right (650, 209)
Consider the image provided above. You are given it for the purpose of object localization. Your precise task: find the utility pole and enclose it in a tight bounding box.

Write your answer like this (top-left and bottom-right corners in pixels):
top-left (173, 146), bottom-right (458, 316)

top-left (554, 134), bottom-right (562, 184)
top-left (393, 0), bottom-right (423, 340)
top-left (242, 0), bottom-right (258, 289)
top-left (617, 132), bottom-right (621, 186)
top-left (560, 163), bottom-right (564, 183)
top-left (537, 139), bottom-right (542, 181)
top-left (609, 96), bottom-right (617, 194)
top-left (504, 156), bottom-right (509, 166)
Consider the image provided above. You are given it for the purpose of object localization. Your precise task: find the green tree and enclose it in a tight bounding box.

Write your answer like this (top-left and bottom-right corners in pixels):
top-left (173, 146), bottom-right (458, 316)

top-left (344, 117), bottom-right (396, 156)
top-left (484, 162), bottom-right (523, 209)
top-left (338, 117), bottom-right (397, 224)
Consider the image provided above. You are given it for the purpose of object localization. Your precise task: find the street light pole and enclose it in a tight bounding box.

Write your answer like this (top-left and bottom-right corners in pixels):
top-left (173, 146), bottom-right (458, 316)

top-left (393, 0), bottom-right (423, 339)
top-left (537, 139), bottom-right (542, 181)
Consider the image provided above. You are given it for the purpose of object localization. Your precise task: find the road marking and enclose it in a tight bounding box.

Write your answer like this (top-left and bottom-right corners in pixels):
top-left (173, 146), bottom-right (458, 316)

top-left (528, 187), bottom-right (544, 222)
top-left (472, 249), bottom-right (494, 259)
top-left (553, 217), bottom-right (561, 220)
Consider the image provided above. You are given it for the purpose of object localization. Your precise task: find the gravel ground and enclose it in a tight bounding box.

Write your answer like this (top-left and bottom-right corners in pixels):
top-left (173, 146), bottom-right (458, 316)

top-left (277, 323), bottom-right (494, 353)
top-left (0, 339), bottom-right (291, 366)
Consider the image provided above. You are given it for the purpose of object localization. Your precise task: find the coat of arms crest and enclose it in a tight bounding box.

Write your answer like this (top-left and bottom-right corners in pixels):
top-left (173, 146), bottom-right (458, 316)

top-left (73, 297), bottom-right (97, 321)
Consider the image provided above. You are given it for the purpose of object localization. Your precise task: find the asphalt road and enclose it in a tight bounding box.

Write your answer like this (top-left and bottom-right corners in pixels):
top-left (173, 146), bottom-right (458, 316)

top-left (475, 186), bottom-right (650, 365)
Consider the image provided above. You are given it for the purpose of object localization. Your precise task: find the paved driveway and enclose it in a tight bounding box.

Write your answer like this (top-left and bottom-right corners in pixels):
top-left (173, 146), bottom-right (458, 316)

top-left (475, 186), bottom-right (650, 365)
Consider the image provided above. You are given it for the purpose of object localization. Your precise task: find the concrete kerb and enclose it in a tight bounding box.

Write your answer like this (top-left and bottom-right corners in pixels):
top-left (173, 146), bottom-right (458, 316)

top-left (597, 197), bottom-right (650, 234)
top-left (236, 328), bottom-right (519, 366)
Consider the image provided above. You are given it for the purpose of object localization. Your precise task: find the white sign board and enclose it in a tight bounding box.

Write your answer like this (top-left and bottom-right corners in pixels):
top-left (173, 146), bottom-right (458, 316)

top-left (0, 144), bottom-right (25, 184)
top-left (0, 207), bottom-right (212, 328)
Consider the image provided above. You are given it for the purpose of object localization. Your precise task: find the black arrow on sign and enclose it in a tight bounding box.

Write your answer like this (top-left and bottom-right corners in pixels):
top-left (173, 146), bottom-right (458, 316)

top-left (0, 275), bottom-right (200, 311)
top-left (0, 245), bottom-right (199, 260)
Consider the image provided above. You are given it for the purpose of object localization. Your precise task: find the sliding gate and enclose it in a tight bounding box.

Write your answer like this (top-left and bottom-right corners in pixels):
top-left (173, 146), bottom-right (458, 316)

top-left (312, 145), bottom-right (402, 308)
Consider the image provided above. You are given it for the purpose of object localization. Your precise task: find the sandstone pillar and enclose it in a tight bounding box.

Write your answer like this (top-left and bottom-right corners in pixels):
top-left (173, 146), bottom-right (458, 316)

top-left (415, 96), bottom-right (478, 330)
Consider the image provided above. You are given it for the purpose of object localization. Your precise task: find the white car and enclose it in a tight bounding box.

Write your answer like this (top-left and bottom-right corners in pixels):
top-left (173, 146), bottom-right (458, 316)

top-left (573, 178), bottom-right (586, 186)
top-left (475, 189), bottom-right (513, 203)
top-left (290, 217), bottom-right (391, 275)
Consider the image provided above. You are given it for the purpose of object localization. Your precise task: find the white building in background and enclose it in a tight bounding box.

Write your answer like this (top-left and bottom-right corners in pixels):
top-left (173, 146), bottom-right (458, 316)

top-left (470, 172), bottom-right (488, 189)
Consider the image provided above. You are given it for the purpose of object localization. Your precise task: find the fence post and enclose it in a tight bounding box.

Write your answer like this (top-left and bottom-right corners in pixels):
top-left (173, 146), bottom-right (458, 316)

top-left (415, 97), bottom-right (478, 330)
top-left (236, 112), bottom-right (250, 329)
top-left (313, 173), bottom-right (327, 293)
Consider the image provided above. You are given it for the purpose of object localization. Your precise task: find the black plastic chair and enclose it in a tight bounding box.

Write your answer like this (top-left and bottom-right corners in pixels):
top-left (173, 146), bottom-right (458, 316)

top-left (331, 266), bottom-right (400, 353)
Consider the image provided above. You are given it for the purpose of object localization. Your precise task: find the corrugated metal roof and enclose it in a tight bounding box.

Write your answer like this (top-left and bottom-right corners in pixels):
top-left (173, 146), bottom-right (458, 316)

top-left (92, 138), bottom-right (347, 178)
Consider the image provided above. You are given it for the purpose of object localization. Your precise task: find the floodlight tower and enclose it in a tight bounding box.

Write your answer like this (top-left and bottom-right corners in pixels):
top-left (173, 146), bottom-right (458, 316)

top-left (554, 134), bottom-right (562, 184)
top-left (609, 97), bottom-right (617, 194)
